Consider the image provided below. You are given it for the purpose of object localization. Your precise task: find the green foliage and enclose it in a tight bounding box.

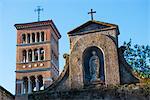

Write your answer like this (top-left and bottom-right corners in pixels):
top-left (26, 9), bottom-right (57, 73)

top-left (123, 39), bottom-right (150, 78)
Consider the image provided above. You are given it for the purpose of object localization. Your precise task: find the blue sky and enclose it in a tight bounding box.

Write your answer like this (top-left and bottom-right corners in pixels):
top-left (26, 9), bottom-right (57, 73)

top-left (0, 0), bottom-right (149, 94)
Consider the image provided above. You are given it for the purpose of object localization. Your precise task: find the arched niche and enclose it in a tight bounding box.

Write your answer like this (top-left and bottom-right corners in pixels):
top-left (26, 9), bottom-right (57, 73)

top-left (82, 46), bottom-right (105, 85)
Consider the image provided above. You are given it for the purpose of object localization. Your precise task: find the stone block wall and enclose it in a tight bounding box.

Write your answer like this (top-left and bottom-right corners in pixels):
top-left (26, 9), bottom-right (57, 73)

top-left (69, 31), bottom-right (120, 89)
top-left (0, 86), bottom-right (14, 100)
top-left (28, 85), bottom-right (150, 100)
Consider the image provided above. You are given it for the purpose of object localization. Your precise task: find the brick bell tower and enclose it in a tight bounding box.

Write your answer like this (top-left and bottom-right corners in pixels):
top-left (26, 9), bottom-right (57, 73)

top-left (14, 20), bottom-right (61, 95)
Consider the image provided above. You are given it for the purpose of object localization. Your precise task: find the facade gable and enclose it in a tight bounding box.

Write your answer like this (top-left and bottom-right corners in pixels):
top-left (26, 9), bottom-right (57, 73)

top-left (68, 20), bottom-right (119, 36)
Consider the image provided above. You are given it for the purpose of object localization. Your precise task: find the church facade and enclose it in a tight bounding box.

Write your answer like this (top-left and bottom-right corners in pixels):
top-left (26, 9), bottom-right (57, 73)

top-left (26, 20), bottom-right (150, 100)
top-left (14, 20), bottom-right (61, 98)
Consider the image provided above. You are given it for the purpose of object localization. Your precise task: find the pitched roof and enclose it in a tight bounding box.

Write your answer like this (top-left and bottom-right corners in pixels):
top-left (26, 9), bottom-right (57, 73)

top-left (0, 85), bottom-right (15, 99)
top-left (14, 20), bottom-right (61, 39)
top-left (67, 20), bottom-right (120, 35)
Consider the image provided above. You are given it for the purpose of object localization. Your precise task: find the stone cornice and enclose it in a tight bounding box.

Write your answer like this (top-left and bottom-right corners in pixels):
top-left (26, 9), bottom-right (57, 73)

top-left (16, 41), bottom-right (50, 47)
top-left (14, 20), bottom-right (61, 39)
top-left (15, 67), bottom-right (51, 73)
top-left (68, 27), bottom-right (117, 36)
top-left (14, 20), bottom-right (52, 30)
top-left (16, 59), bottom-right (51, 64)
top-left (68, 20), bottom-right (120, 35)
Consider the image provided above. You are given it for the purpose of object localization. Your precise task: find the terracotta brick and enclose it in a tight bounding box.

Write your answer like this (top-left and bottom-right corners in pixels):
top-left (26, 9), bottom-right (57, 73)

top-left (15, 20), bottom-right (61, 95)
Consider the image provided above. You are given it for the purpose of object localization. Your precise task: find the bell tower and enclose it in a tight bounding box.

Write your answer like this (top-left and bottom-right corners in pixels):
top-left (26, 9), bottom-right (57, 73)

top-left (15, 20), bottom-right (61, 95)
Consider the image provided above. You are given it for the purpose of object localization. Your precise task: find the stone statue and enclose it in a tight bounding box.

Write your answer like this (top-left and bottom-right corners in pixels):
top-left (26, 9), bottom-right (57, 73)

top-left (89, 51), bottom-right (100, 82)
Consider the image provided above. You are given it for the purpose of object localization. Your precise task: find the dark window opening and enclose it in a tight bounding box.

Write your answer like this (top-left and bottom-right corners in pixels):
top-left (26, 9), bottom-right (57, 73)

top-left (40, 48), bottom-right (44, 60)
top-left (30, 76), bottom-right (36, 92)
top-left (37, 32), bottom-right (40, 42)
top-left (34, 49), bottom-right (38, 61)
top-left (28, 49), bottom-right (32, 62)
top-left (27, 34), bottom-right (30, 43)
top-left (22, 50), bottom-right (27, 63)
top-left (38, 75), bottom-right (43, 90)
top-left (22, 34), bottom-right (26, 43)
top-left (41, 32), bottom-right (44, 42)
top-left (32, 33), bottom-right (35, 43)
top-left (23, 77), bottom-right (28, 94)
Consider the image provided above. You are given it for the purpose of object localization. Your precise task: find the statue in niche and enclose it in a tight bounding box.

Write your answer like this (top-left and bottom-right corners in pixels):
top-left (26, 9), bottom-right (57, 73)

top-left (89, 51), bottom-right (100, 82)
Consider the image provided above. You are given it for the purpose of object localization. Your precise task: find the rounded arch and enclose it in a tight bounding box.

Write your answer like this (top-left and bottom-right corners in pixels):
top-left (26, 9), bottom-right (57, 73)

top-left (82, 46), bottom-right (105, 85)
top-left (69, 33), bottom-right (120, 88)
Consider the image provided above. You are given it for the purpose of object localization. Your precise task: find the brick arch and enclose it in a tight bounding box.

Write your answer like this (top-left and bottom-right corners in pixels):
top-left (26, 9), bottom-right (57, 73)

top-left (69, 33), bottom-right (120, 89)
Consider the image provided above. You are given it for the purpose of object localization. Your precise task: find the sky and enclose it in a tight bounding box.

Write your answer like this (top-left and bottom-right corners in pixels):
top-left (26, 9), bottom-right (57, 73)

top-left (0, 0), bottom-right (149, 94)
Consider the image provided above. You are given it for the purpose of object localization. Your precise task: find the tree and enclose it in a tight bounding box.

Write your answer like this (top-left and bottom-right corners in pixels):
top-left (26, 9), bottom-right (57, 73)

top-left (123, 39), bottom-right (150, 78)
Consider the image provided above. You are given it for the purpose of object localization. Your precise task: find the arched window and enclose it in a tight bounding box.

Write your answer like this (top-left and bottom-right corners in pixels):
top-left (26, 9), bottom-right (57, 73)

top-left (22, 34), bottom-right (26, 43)
top-left (23, 77), bottom-right (28, 94)
top-left (36, 32), bottom-right (40, 42)
top-left (40, 48), bottom-right (44, 60)
top-left (28, 49), bottom-right (32, 62)
top-left (41, 32), bottom-right (44, 42)
top-left (30, 76), bottom-right (36, 92)
top-left (34, 49), bottom-right (38, 61)
top-left (38, 75), bottom-right (43, 90)
top-left (22, 50), bottom-right (27, 63)
top-left (27, 33), bottom-right (30, 43)
top-left (32, 33), bottom-right (35, 43)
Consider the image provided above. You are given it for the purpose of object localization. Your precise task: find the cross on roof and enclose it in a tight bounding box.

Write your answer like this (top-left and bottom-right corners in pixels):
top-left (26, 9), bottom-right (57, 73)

top-left (88, 9), bottom-right (96, 20)
top-left (34, 6), bottom-right (43, 21)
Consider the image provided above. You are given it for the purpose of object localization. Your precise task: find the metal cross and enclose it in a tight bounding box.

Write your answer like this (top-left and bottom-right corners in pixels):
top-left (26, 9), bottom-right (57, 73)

top-left (88, 9), bottom-right (96, 20)
top-left (34, 6), bottom-right (43, 21)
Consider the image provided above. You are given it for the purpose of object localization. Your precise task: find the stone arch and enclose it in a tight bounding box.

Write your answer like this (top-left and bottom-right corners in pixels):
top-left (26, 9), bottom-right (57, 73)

top-left (82, 46), bottom-right (105, 85)
top-left (69, 33), bottom-right (120, 88)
